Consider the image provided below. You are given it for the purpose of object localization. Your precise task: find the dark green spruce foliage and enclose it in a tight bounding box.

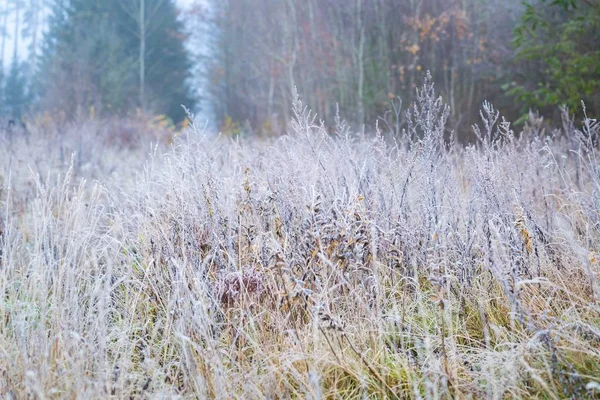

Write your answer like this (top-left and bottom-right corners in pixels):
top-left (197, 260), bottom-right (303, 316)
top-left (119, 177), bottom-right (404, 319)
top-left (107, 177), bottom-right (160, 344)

top-left (507, 0), bottom-right (600, 119)
top-left (3, 57), bottom-right (28, 119)
top-left (113, 0), bottom-right (195, 122)
top-left (39, 0), bottom-right (194, 122)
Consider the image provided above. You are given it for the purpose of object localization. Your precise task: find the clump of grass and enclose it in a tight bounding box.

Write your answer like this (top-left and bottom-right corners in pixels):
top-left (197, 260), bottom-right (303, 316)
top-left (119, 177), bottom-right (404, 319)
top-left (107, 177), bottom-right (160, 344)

top-left (1, 75), bottom-right (599, 398)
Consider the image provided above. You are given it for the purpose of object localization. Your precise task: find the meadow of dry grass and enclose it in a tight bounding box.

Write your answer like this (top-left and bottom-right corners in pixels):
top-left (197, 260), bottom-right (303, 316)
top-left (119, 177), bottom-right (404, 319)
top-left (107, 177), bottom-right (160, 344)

top-left (1, 79), bottom-right (600, 399)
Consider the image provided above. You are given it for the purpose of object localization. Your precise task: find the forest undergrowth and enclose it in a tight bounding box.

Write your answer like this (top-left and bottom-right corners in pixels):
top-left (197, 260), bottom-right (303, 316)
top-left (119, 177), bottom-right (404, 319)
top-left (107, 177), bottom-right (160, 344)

top-left (1, 76), bottom-right (600, 399)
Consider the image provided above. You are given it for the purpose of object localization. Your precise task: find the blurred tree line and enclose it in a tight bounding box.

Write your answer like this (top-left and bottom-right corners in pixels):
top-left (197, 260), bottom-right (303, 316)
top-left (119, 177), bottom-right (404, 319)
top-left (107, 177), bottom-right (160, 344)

top-left (201, 0), bottom-right (599, 138)
top-left (0, 0), bottom-right (40, 120)
top-left (0, 0), bottom-right (598, 136)
top-left (0, 0), bottom-right (193, 123)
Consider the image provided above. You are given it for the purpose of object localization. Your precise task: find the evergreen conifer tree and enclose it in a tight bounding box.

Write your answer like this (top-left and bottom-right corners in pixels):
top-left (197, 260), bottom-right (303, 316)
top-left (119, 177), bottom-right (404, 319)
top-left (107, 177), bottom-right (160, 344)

top-left (4, 57), bottom-right (27, 118)
top-left (39, 0), bottom-right (194, 121)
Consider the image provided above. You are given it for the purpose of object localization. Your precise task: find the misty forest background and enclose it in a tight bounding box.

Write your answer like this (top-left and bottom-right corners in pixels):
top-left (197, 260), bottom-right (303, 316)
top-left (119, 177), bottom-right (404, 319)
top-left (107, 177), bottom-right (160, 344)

top-left (0, 0), bottom-right (598, 139)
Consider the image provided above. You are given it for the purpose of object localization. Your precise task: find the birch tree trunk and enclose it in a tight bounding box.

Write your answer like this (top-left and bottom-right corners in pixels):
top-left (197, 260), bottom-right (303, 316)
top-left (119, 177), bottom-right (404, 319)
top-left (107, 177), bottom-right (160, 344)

top-left (13, 0), bottom-right (20, 61)
top-left (139, 0), bottom-right (145, 110)
top-left (0, 0), bottom-right (8, 70)
top-left (356, 0), bottom-right (365, 125)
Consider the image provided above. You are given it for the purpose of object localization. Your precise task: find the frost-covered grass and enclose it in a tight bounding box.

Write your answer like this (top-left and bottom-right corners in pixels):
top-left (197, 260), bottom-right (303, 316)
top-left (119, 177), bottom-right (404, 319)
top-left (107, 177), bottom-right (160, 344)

top-left (1, 78), bottom-right (600, 399)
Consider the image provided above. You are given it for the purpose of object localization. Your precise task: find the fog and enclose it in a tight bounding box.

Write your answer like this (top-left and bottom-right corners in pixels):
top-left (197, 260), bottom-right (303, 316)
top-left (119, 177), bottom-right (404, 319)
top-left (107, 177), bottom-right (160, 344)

top-left (0, 1), bottom-right (599, 398)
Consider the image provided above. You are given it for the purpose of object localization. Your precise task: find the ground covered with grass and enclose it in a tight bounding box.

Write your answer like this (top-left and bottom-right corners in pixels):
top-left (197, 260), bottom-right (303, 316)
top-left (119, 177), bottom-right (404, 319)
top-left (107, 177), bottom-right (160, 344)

top-left (1, 80), bottom-right (600, 398)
